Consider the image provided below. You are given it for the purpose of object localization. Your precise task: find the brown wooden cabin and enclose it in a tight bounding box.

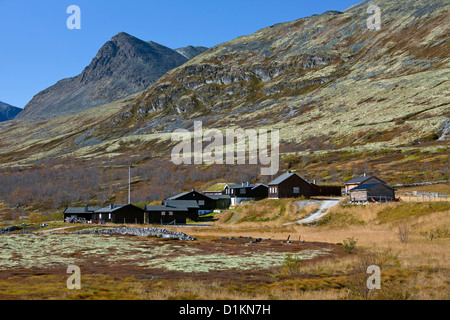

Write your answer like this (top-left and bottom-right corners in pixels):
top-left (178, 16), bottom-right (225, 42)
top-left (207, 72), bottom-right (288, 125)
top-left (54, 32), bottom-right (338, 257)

top-left (268, 171), bottom-right (312, 199)
top-left (349, 182), bottom-right (395, 202)
top-left (268, 171), bottom-right (342, 199)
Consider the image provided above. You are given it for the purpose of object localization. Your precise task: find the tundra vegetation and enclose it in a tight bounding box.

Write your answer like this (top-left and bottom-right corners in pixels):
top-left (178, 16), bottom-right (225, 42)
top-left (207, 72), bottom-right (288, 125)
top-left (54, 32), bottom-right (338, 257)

top-left (0, 186), bottom-right (448, 300)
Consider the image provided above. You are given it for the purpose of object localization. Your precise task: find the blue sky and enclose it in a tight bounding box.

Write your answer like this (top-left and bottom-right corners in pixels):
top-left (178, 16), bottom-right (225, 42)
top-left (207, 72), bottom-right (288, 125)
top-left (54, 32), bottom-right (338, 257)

top-left (0, 0), bottom-right (362, 109)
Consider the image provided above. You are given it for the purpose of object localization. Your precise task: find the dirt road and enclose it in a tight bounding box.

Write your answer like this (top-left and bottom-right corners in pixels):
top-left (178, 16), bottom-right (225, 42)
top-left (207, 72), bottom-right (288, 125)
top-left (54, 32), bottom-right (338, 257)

top-left (284, 198), bottom-right (342, 226)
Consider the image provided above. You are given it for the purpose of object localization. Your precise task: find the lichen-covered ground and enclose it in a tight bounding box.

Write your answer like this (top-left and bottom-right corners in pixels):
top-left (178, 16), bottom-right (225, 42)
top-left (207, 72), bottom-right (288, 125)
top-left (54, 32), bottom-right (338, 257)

top-left (0, 233), bottom-right (337, 274)
top-left (0, 232), bottom-right (344, 300)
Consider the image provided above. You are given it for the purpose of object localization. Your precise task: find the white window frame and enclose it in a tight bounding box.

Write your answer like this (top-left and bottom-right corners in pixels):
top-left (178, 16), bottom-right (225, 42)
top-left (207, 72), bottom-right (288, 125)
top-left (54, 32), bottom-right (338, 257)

top-left (293, 187), bottom-right (300, 194)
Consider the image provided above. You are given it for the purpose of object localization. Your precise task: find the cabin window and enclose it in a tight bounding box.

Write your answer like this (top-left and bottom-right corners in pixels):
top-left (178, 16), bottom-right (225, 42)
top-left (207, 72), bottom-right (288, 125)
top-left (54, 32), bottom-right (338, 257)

top-left (161, 211), bottom-right (166, 216)
top-left (169, 212), bottom-right (173, 216)
top-left (198, 200), bottom-right (205, 205)
top-left (99, 214), bottom-right (102, 219)
top-left (240, 188), bottom-right (246, 194)
top-left (108, 214), bottom-right (111, 220)
top-left (293, 187), bottom-right (300, 194)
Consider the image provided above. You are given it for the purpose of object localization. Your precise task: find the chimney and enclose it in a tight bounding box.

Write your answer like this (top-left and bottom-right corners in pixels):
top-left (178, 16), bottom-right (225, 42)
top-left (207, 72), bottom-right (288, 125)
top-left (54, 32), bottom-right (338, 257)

top-left (84, 205), bottom-right (89, 212)
top-left (364, 173), bottom-right (367, 177)
top-left (288, 170), bottom-right (292, 173)
top-left (313, 179), bottom-right (317, 185)
top-left (247, 181), bottom-right (250, 186)
top-left (242, 182), bottom-right (244, 186)
top-left (110, 204), bottom-right (114, 210)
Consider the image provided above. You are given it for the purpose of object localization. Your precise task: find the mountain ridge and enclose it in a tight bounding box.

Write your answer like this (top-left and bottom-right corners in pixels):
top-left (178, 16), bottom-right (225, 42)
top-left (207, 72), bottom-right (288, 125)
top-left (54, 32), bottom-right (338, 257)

top-left (16, 32), bottom-right (190, 121)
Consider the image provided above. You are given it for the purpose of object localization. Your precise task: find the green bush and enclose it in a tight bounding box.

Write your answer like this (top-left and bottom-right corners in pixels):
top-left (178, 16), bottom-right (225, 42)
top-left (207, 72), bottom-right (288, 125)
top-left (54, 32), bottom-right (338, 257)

top-left (342, 237), bottom-right (358, 254)
top-left (281, 253), bottom-right (303, 275)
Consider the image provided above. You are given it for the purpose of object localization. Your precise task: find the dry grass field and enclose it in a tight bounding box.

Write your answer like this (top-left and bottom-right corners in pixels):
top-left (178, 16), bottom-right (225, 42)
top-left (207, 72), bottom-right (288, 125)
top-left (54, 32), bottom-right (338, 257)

top-left (0, 186), bottom-right (449, 300)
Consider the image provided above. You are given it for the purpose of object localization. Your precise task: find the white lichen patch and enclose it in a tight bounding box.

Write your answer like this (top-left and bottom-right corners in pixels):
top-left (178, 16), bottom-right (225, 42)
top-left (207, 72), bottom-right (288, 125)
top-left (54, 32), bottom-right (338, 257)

top-left (139, 248), bottom-right (333, 273)
top-left (0, 234), bottom-right (333, 274)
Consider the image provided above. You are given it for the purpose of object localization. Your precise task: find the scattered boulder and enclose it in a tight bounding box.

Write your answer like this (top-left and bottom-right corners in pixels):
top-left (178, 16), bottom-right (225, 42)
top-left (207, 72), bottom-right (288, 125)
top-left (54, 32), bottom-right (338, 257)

top-left (75, 227), bottom-right (197, 241)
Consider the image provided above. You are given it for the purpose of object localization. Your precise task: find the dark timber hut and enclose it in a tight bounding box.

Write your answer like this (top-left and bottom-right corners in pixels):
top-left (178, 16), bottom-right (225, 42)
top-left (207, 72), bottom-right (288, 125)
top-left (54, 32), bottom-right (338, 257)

top-left (63, 206), bottom-right (101, 222)
top-left (95, 204), bottom-right (145, 224)
top-left (166, 189), bottom-right (215, 212)
top-left (268, 171), bottom-right (313, 199)
top-left (145, 203), bottom-right (189, 225)
top-left (161, 199), bottom-right (200, 221)
top-left (226, 182), bottom-right (269, 205)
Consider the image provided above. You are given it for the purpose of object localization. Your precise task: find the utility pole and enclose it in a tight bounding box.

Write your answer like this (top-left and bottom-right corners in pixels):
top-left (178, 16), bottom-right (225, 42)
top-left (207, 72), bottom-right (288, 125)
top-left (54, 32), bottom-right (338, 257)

top-left (128, 166), bottom-right (131, 205)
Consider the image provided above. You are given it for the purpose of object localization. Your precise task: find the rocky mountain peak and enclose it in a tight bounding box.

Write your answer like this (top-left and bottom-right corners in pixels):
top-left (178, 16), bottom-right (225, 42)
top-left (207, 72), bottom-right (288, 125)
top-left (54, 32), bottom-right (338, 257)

top-left (16, 33), bottom-right (190, 120)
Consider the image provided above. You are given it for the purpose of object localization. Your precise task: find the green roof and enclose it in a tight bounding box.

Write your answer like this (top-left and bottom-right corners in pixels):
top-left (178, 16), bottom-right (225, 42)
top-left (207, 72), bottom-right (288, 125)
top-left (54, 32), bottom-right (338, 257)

top-left (204, 183), bottom-right (229, 192)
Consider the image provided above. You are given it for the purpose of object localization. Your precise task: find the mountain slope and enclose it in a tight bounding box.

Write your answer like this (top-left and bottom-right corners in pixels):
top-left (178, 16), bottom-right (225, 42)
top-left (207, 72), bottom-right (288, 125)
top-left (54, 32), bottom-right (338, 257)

top-left (16, 32), bottom-right (189, 121)
top-left (103, 0), bottom-right (449, 149)
top-left (0, 0), bottom-right (448, 170)
top-left (0, 102), bottom-right (21, 122)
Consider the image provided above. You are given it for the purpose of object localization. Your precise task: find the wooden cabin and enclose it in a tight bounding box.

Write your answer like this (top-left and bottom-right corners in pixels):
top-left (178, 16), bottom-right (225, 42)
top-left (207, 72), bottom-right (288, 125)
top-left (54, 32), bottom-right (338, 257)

top-left (268, 171), bottom-right (312, 199)
top-left (166, 189), bottom-right (215, 212)
top-left (349, 182), bottom-right (395, 202)
top-left (145, 203), bottom-right (189, 225)
top-left (161, 199), bottom-right (200, 221)
top-left (344, 175), bottom-right (386, 195)
top-left (63, 206), bottom-right (101, 222)
top-left (226, 182), bottom-right (269, 205)
top-left (95, 204), bottom-right (145, 224)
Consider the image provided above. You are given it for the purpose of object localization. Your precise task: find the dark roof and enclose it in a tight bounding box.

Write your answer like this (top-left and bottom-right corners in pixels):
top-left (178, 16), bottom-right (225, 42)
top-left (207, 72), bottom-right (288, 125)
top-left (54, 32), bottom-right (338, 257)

top-left (252, 184), bottom-right (268, 190)
top-left (95, 204), bottom-right (141, 213)
top-left (167, 190), bottom-right (212, 200)
top-left (207, 195), bottom-right (232, 200)
top-left (64, 206), bottom-right (101, 214)
top-left (349, 182), bottom-right (394, 192)
top-left (268, 172), bottom-right (307, 186)
top-left (345, 176), bottom-right (385, 185)
top-left (228, 184), bottom-right (255, 189)
top-left (145, 204), bottom-right (189, 212)
top-left (162, 200), bottom-right (200, 209)
top-left (167, 191), bottom-right (191, 199)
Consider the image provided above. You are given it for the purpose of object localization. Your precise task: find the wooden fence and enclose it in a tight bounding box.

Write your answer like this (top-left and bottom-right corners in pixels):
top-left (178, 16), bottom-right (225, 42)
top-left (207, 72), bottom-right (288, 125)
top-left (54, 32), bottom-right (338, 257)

top-left (397, 191), bottom-right (448, 202)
